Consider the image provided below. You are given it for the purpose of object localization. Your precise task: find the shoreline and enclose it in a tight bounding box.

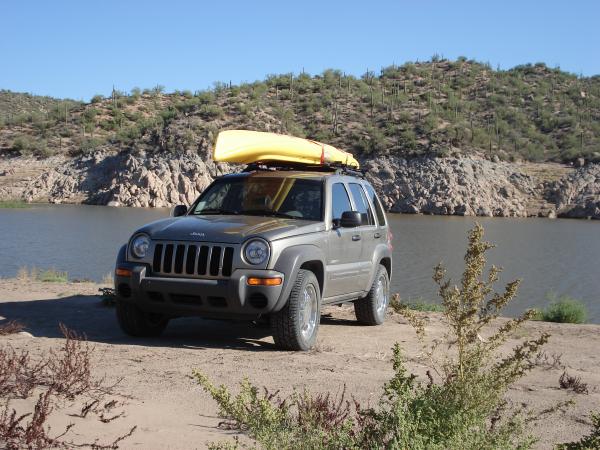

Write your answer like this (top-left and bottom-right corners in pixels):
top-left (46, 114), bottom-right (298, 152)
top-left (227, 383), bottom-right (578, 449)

top-left (1, 153), bottom-right (598, 220)
top-left (0, 278), bottom-right (598, 449)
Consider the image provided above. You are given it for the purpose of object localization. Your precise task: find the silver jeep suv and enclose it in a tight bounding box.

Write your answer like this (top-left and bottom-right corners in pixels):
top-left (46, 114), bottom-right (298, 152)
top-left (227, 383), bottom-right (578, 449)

top-left (114, 165), bottom-right (392, 350)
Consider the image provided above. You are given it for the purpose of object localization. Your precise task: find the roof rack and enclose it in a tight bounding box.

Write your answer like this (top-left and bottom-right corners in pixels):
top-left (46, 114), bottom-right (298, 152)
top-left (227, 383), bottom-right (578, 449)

top-left (242, 161), bottom-right (366, 178)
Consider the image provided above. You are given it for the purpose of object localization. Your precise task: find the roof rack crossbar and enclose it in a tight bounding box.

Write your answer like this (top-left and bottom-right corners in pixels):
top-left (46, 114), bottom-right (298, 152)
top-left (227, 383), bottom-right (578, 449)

top-left (242, 161), bottom-right (365, 178)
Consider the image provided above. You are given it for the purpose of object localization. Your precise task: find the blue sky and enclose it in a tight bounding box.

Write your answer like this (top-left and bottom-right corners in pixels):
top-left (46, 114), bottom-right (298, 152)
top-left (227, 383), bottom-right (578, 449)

top-left (1, 0), bottom-right (598, 101)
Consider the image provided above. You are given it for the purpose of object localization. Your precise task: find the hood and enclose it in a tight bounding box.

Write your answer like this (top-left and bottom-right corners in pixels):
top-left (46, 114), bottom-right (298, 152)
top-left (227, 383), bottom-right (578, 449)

top-left (136, 215), bottom-right (324, 244)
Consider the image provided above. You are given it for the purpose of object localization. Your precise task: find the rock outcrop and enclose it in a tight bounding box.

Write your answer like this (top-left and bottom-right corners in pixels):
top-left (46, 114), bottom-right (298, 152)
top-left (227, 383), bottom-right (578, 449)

top-left (5, 151), bottom-right (599, 220)
top-left (23, 150), bottom-right (230, 208)
top-left (550, 164), bottom-right (600, 219)
top-left (364, 156), bottom-right (539, 217)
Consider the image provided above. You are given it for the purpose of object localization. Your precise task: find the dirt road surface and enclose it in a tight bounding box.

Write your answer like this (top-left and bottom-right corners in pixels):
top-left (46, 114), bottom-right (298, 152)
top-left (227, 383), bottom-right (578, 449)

top-left (1, 279), bottom-right (598, 449)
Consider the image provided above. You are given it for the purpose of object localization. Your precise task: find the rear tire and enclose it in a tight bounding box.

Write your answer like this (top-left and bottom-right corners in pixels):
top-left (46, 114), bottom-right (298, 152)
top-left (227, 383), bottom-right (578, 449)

top-left (354, 264), bottom-right (390, 325)
top-left (116, 300), bottom-right (169, 337)
top-left (271, 269), bottom-right (321, 351)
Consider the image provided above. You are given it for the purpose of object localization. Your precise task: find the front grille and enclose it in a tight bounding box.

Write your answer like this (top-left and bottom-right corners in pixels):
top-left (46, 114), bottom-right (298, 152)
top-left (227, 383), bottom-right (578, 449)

top-left (152, 242), bottom-right (235, 278)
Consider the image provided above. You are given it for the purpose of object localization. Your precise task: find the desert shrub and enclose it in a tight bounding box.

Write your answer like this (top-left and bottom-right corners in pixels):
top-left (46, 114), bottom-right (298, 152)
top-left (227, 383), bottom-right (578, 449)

top-left (559, 371), bottom-right (589, 394)
top-left (557, 412), bottom-right (600, 449)
top-left (0, 321), bottom-right (25, 336)
top-left (534, 294), bottom-right (588, 324)
top-left (70, 137), bottom-right (104, 156)
top-left (400, 298), bottom-right (444, 312)
top-left (38, 269), bottom-right (68, 283)
top-left (17, 267), bottom-right (68, 283)
top-left (99, 118), bottom-right (117, 131)
top-left (160, 108), bottom-right (178, 124)
top-left (151, 85), bottom-right (165, 96)
top-left (124, 110), bottom-right (143, 122)
top-left (0, 325), bottom-right (135, 448)
top-left (175, 97), bottom-right (200, 114)
top-left (11, 136), bottom-right (35, 154)
top-left (130, 87), bottom-right (141, 99)
top-left (195, 224), bottom-right (549, 450)
top-left (398, 129), bottom-right (417, 150)
top-left (195, 91), bottom-right (216, 104)
top-left (90, 94), bottom-right (104, 104)
top-left (199, 104), bottom-right (224, 120)
top-left (32, 139), bottom-right (52, 158)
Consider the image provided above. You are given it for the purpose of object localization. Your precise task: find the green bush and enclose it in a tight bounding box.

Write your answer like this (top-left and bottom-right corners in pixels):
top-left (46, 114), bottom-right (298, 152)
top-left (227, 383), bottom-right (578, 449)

top-left (38, 268), bottom-right (68, 283)
top-left (130, 87), bottom-right (142, 99)
top-left (77, 137), bottom-right (104, 155)
top-left (403, 299), bottom-right (444, 312)
top-left (534, 294), bottom-right (588, 324)
top-left (195, 224), bottom-right (549, 450)
top-left (13, 136), bottom-right (52, 158)
top-left (11, 136), bottom-right (34, 154)
top-left (199, 104), bottom-right (224, 120)
top-left (0, 200), bottom-right (30, 209)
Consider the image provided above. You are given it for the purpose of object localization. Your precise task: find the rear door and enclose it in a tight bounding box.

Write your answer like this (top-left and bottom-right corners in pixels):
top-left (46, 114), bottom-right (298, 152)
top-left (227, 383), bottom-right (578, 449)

top-left (348, 182), bottom-right (378, 291)
top-left (325, 182), bottom-right (363, 298)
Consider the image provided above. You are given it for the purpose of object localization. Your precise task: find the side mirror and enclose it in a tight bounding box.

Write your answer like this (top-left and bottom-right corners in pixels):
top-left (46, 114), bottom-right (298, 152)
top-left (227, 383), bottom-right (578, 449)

top-left (340, 211), bottom-right (362, 228)
top-left (172, 204), bottom-right (188, 217)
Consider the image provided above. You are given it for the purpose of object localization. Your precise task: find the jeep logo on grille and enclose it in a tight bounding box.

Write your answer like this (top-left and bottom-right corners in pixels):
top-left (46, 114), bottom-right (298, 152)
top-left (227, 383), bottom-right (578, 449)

top-left (190, 232), bottom-right (205, 238)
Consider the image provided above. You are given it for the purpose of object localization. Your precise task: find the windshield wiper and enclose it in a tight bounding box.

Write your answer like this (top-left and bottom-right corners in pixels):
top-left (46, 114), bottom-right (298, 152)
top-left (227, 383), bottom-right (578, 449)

top-left (194, 208), bottom-right (239, 215)
top-left (241, 209), bottom-right (299, 219)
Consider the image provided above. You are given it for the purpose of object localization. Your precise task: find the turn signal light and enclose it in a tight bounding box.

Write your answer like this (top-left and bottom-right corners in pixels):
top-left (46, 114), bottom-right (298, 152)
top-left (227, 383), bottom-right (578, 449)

top-left (115, 268), bottom-right (132, 277)
top-left (247, 277), bottom-right (282, 286)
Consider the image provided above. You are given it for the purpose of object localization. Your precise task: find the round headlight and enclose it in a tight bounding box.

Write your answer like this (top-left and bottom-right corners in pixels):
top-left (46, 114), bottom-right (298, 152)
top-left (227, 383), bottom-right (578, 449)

top-left (243, 239), bottom-right (270, 265)
top-left (131, 235), bottom-right (150, 259)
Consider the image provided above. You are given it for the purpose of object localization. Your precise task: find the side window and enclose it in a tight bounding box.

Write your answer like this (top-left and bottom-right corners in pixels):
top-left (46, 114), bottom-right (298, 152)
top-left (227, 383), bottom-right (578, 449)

top-left (349, 183), bottom-right (375, 226)
top-left (365, 184), bottom-right (386, 226)
top-left (331, 183), bottom-right (351, 222)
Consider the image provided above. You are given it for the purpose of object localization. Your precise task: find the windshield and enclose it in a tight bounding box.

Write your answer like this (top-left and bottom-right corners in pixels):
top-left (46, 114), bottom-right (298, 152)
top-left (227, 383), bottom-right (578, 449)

top-left (191, 176), bottom-right (323, 221)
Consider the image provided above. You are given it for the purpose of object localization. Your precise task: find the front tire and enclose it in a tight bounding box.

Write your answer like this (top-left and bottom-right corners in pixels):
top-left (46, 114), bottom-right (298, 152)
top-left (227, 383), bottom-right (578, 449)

top-left (116, 300), bottom-right (169, 337)
top-left (271, 269), bottom-right (321, 351)
top-left (354, 264), bottom-right (390, 325)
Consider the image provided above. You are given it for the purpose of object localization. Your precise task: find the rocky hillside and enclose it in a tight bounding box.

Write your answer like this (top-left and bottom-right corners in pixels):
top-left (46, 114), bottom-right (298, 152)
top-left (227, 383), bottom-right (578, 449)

top-left (0, 90), bottom-right (81, 126)
top-left (1, 58), bottom-right (600, 164)
top-left (0, 58), bottom-right (599, 219)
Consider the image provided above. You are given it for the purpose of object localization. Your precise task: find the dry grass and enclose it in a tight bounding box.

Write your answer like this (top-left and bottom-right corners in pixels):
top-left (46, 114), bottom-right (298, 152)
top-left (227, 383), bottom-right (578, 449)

top-left (0, 321), bottom-right (25, 336)
top-left (16, 266), bottom-right (68, 283)
top-left (0, 324), bottom-right (135, 449)
top-left (559, 371), bottom-right (589, 395)
top-left (101, 272), bottom-right (114, 285)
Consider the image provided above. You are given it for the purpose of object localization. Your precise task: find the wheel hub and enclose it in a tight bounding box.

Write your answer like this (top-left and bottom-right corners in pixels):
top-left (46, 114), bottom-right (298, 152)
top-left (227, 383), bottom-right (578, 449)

top-left (299, 284), bottom-right (318, 340)
top-left (375, 274), bottom-right (389, 315)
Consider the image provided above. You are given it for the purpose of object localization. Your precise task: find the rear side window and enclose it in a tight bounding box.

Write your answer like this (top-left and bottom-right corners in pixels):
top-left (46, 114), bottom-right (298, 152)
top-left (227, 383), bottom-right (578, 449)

top-left (364, 184), bottom-right (386, 226)
top-left (331, 183), bottom-right (351, 221)
top-left (349, 183), bottom-right (375, 226)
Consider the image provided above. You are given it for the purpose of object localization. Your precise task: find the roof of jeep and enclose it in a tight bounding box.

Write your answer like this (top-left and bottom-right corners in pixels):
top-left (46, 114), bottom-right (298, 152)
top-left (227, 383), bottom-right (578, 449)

top-left (218, 170), bottom-right (357, 182)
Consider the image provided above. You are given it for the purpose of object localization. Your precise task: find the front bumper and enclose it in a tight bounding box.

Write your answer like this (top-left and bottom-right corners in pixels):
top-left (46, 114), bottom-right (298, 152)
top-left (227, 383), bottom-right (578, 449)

top-left (115, 263), bottom-right (285, 319)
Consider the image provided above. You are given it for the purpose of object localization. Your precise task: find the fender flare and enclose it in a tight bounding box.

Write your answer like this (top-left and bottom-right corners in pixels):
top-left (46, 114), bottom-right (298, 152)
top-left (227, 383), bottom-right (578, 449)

top-left (271, 244), bottom-right (326, 312)
top-left (364, 243), bottom-right (393, 290)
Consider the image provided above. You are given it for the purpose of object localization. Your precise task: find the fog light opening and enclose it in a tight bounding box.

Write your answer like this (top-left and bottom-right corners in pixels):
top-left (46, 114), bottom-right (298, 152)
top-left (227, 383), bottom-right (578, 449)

top-left (247, 277), bottom-right (282, 286)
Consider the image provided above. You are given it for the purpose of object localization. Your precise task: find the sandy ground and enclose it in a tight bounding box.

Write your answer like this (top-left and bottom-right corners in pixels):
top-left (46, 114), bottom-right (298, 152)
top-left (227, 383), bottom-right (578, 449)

top-left (1, 279), bottom-right (599, 449)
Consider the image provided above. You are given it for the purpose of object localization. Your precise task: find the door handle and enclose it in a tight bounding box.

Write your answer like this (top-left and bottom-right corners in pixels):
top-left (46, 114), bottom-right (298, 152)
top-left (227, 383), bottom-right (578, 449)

top-left (352, 235), bottom-right (361, 241)
top-left (374, 232), bottom-right (381, 239)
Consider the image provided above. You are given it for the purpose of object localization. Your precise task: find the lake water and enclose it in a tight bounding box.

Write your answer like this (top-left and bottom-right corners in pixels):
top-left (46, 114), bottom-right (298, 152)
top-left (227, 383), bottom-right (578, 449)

top-left (1, 205), bottom-right (598, 322)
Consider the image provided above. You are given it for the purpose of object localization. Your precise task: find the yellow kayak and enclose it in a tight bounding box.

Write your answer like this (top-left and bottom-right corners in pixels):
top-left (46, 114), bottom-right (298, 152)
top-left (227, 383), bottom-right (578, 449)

top-left (213, 130), bottom-right (360, 169)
